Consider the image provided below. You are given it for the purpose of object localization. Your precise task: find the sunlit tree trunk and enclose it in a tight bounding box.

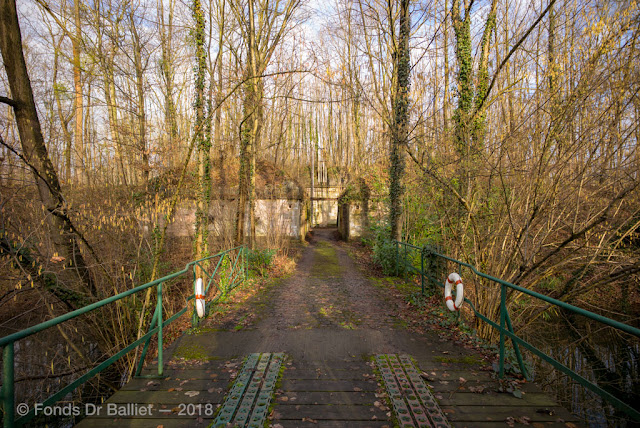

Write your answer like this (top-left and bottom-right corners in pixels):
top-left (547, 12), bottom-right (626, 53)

top-left (158, 0), bottom-right (178, 171)
top-left (52, 36), bottom-right (73, 184)
top-left (72, 0), bottom-right (83, 184)
top-left (193, 0), bottom-right (211, 265)
top-left (129, 4), bottom-right (149, 185)
top-left (389, 0), bottom-right (410, 242)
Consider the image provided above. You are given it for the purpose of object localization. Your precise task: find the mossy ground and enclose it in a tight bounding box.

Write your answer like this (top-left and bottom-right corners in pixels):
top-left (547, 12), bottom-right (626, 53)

top-left (310, 241), bottom-right (343, 277)
top-left (173, 343), bottom-right (214, 360)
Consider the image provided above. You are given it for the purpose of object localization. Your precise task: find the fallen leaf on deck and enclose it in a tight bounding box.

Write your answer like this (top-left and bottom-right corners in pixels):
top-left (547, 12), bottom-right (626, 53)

top-left (516, 416), bottom-right (531, 425)
top-left (184, 391), bottom-right (199, 397)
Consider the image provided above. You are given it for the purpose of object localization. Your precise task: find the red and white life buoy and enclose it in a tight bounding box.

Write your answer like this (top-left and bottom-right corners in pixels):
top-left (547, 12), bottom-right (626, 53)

top-left (195, 278), bottom-right (205, 318)
top-left (444, 273), bottom-right (464, 311)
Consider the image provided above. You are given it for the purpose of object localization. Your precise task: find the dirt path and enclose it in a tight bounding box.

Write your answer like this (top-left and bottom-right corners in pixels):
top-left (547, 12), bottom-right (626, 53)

top-left (186, 227), bottom-right (419, 362)
top-left (262, 228), bottom-right (395, 332)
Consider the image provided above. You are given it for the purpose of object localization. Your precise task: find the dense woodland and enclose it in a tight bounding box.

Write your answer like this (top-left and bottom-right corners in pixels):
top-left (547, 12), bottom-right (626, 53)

top-left (0, 0), bottom-right (639, 424)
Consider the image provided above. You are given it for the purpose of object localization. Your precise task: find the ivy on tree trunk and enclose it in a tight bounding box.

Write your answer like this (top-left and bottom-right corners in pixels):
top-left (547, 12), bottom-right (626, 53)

top-left (389, 0), bottom-right (410, 242)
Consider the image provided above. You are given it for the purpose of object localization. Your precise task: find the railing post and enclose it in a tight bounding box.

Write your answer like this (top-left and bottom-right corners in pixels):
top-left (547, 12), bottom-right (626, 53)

top-left (499, 284), bottom-right (506, 379)
top-left (244, 246), bottom-right (248, 280)
top-left (3, 342), bottom-right (15, 428)
top-left (403, 244), bottom-right (407, 277)
top-left (157, 282), bottom-right (163, 377)
top-left (191, 264), bottom-right (197, 327)
top-left (505, 310), bottom-right (529, 379)
top-left (134, 309), bottom-right (158, 377)
top-left (420, 248), bottom-right (425, 295)
top-left (395, 242), bottom-right (399, 277)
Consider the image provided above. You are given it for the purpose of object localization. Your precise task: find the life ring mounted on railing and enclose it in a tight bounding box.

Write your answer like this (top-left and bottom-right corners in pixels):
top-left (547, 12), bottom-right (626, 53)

top-left (444, 273), bottom-right (464, 311)
top-left (195, 278), bottom-right (205, 318)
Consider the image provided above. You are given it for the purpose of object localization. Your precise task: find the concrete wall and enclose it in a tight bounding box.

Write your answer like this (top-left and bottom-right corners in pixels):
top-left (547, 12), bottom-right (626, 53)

top-left (162, 199), bottom-right (309, 241)
top-left (338, 201), bottom-right (386, 241)
top-left (337, 203), bottom-right (364, 240)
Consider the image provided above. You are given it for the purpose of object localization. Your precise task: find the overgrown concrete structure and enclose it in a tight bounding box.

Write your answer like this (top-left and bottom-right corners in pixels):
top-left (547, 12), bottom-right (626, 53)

top-left (337, 177), bottom-right (385, 241)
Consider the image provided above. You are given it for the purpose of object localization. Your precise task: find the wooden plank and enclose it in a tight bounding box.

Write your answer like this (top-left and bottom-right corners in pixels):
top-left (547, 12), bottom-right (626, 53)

top-left (281, 379), bottom-right (379, 392)
top-left (284, 369), bottom-right (376, 381)
top-left (103, 390), bottom-right (225, 404)
top-left (121, 379), bottom-right (229, 392)
top-left (441, 405), bottom-right (581, 423)
top-left (275, 421), bottom-right (392, 428)
top-left (418, 369), bottom-right (494, 382)
top-left (452, 422), bottom-right (579, 428)
top-left (426, 380), bottom-right (541, 393)
top-left (274, 390), bottom-right (381, 405)
top-left (75, 417), bottom-right (212, 427)
top-left (138, 368), bottom-right (234, 379)
top-left (438, 392), bottom-right (558, 407)
top-left (273, 404), bottom-right (390, 421)
top-left (287, 362), bottom-right (371, 371)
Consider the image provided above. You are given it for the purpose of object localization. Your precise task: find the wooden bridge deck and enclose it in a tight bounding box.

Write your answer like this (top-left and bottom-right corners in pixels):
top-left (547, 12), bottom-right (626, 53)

top-left (77, 229), bottom-right (583, 427)
top-left (77, 349), bottom-right (581, 428)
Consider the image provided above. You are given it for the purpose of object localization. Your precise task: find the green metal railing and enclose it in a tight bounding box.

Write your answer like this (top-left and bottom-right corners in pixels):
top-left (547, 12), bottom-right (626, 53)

top-left (0, 246), bottom-right (247, 427)
top-left (395, 241), bottom-right (640, 422)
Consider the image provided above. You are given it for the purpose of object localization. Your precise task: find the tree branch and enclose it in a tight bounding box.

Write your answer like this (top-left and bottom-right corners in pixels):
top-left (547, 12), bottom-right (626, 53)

top-left (0, 95), bottom-right (17, 107)
top-left (473, 0), bottom-right (557, 117)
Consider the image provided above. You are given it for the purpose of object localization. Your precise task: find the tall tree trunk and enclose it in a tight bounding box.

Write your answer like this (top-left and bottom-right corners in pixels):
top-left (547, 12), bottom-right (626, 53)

top-left (235, 0), bottom-right (259, 248)
top-left (0, 0), bottom-right (95, 296)
top-left (389, 0), bottom-right (410, 242)
top-left (129, 7), bottom-right (149, 185)
top-left (215, 35), bottom-right (225, 199)
top-left (451, 0), bottom-right (473, 201)
top-left (159, 0), bottom-right (178, 171)
top-left (473, 0), bottom-right (498, 148)
top-left (193, 0), bottom-right (211, 266)
top-left (72, 0), bottom-right (83, 184)
top-left (52, 37), bottom-right (73, 184)
top-left (443, 0), bottom-right (450, 131)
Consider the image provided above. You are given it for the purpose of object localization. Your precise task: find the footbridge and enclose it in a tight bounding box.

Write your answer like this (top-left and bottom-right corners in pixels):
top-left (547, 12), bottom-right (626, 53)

top-left (1, 230), bottom-right (638, 427)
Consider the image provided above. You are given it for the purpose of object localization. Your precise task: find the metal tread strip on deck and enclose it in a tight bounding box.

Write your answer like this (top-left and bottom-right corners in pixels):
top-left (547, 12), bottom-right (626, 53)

top-left (212, 352), bottom-right (284, 427)
top-left (376, 354), bottom-right (451, 428)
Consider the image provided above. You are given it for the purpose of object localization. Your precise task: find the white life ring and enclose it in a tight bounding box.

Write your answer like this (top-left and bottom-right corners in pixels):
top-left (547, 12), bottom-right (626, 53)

top-left (195, 278), bottom-right (205, 318)
top-left (444, 273), bottom-right (464, 311)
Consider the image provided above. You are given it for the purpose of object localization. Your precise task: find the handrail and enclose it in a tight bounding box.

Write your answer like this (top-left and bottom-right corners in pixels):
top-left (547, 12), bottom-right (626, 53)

top-left (0, 245), bottom-right (247, 427)
top-left (394, 240), bottom-right (640, 422)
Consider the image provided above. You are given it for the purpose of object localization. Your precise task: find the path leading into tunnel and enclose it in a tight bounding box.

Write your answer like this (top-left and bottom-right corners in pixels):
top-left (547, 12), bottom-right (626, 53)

top-left (77, 229), bottom-right (582, 427)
